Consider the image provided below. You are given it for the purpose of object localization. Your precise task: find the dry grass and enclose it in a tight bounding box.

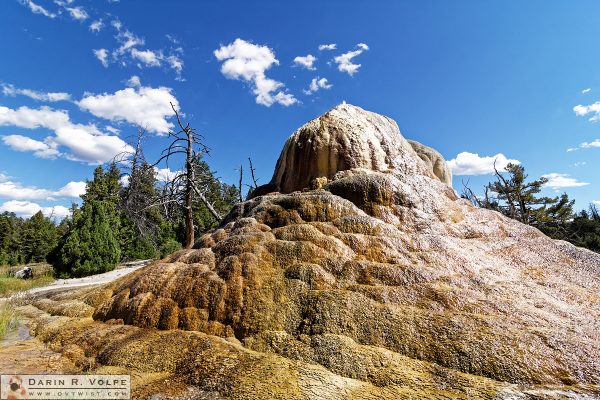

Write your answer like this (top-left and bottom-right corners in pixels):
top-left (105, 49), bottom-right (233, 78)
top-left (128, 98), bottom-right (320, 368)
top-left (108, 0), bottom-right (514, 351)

top-left (0, 264), bottom-right (55, 297)
top-left (0, 302), bottom-right (17, 338)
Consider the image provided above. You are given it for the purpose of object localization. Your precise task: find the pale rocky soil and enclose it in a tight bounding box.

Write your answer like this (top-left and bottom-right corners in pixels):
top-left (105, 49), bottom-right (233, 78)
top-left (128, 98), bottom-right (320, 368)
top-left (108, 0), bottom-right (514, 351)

top-left (7, 105), bottom-right (600, 399)
top-left (26, 261), bottom-right (149, 295)
top-left (0, 261), bottom-right (149, 378)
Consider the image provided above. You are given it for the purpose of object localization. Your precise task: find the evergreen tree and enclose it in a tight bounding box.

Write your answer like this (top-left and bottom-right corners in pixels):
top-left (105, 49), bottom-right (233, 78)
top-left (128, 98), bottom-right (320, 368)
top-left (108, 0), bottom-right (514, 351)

top-left (191, 158), bottom-right (240, 236)
top-left (157, 221), bottom-right (181, 258)
top-left (20, 211), bottom-right (59, 263)
top-left (487, 163), bottom-right (557, 224)
top-left (0, 212), bottom-right (24, 266)
top-left (120, 160), bottom-right (162, 260)
top-left (48, 165), bottom-right (122, 277)
top-left (50, 201), bottom-right (121, 277)
top-left (465, 163), bottom-right (600, 253)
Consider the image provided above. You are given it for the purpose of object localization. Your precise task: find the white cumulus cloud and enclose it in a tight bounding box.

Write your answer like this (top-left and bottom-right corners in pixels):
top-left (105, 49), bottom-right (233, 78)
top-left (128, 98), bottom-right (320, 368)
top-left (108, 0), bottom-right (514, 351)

top-left (55, 181), bottom-right (86, 198)
top-left (0, 179), bottom-right (85, 201)
top-left (582, 88), bottom-right (592, 94)
top-left (2, 135), bottom-right (59, 158)
top-left (447, 152), bottom-right (520, 175)
top-left (573, 102), bottom-right (600, 122)
top-left (334, 43), bottom-right (369, 76)
top-left (303, 77), bottom-right (332, 95)
top-left (0, 105), bottom-right (133, 164)
top-left (131, 48), bottom-right (162, 67)
top-left (214, 38), bottom-right (298, 107)
top-left (581, 139), bottom-right (600, 148)
top-left (0, 200), bottom-right (70, 219)
top-left (0, 181), bottom-right (52, 200)
top-left (154, 167), bottom-right (179, 182)
top-left (77, 85), bottom-right (179, 134)
top-left (542, 173), bottom-right (589, 189)
top-left (293, 54), bottom-right (317, 70)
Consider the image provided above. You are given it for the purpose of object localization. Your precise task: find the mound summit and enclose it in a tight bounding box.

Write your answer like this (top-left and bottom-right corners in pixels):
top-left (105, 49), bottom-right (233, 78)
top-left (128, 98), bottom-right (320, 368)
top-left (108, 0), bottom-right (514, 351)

top-left (25, 104), bottom-right (600, 399)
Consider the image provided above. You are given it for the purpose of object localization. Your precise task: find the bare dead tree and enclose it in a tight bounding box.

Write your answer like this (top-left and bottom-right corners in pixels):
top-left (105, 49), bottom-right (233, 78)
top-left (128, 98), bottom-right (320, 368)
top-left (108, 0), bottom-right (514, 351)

top-left (237, 164), bottom-right (244, 203)
top-left (248, 157), bottom-right (259, 188)
top-left (113, 127), bottom-right (165, 242)
top-left (152, 103), bottom-right (221, 248)
top-left (492, 160), bottom-right (517, 219)
top-left (590, 203), bottom-right (600, 222)
top-left (460, 178), bottom-right (482, 207)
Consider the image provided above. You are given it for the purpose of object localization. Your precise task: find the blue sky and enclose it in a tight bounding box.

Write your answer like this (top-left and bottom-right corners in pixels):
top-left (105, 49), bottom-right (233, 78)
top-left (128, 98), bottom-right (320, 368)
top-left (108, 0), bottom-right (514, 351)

top-left (1, 0), bottom-right (599, 219)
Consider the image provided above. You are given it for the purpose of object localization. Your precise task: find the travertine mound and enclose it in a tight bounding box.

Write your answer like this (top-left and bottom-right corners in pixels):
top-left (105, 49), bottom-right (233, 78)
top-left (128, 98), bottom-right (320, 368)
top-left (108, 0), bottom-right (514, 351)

top-left (258, 104), bottom-right (446, 195)
top-left (407, 139), bottom-right (452, 186)
top-left (24, 104), bottom-right (600, 399)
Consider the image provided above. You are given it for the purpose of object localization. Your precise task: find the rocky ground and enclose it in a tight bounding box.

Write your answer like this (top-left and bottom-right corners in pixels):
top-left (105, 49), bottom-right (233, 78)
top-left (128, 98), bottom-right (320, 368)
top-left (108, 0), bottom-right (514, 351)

top-left (5, 104), bottom-right (600, 399)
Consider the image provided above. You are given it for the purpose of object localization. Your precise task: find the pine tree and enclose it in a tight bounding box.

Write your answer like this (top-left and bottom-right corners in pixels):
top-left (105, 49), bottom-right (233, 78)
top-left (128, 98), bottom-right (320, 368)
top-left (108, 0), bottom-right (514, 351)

top-left (48, 165), bottom-right (122, 277)
top-left (487, 163), bottom-right (557, 224)
top-left (50, 201), bottom-right (121, 277)
top-left (191, 158), bottom-right (239, 236)
top-left (0, 212), bottom-right (25, 266)
top-left (120, 160), bottom-right (162, 259)
top-left (20, 211), bottom-right (58, 263)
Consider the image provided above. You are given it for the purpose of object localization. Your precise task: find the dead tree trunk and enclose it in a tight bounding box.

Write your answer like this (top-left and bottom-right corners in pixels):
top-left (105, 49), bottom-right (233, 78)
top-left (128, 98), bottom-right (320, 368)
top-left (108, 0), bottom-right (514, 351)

top-left (153, 102), bottom-right (218, 249)
top-left (185, 123), bottom-right (195, 248)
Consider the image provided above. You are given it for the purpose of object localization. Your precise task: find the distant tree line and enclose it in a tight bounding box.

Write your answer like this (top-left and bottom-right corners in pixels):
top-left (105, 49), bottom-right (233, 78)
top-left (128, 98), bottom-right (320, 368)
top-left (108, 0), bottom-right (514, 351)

top-left (1, 109), bottom-right (241, 277)
top-left (462, 163), bottom-right (600, 253)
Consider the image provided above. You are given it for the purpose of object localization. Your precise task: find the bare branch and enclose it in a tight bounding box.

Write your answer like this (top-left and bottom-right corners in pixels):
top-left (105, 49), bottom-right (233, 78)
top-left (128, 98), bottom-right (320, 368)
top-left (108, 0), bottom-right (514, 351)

top-left (191, 182), bottom-right (222, 221)
top-left (248, 157), bottom-right (258, 188)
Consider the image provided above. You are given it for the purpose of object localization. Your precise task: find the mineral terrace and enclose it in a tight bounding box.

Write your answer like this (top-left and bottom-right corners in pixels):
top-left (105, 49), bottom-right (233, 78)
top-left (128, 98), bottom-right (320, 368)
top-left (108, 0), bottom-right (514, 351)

top-left (15, 104), bottom-right (600, 399)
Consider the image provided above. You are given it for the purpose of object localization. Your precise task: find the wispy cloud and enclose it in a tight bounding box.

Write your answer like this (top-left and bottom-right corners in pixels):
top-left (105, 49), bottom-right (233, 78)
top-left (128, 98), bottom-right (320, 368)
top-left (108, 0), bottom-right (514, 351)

top-left (214, 38), bottom-right (297, 107)
top-left (566, 138), bottom-right (600, 152)
top-left (65, 6), bottom-right (88, 21)
top-left (303, 77), bottom-right (332, 95)
top-left (20, 0), bottom-right (56, 18)
top-left (2, 83), bottom-right (71, 102)
top-left (89, 19), bottom-right (104, 32)
top-left (582, 88), bottom-right (591, 94)
top-left (93, 48), bottom-right (109, 67)
top-left (447, 152), bottom-right (520, 175)
top-left (166, 55), bottom-right (184, 81)
top-left (318, 43), bottom-right (336, 51)
top-left (93, 21), bottom-right (185, 79)
top-left (125, 75), bottom-right (141, 88)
